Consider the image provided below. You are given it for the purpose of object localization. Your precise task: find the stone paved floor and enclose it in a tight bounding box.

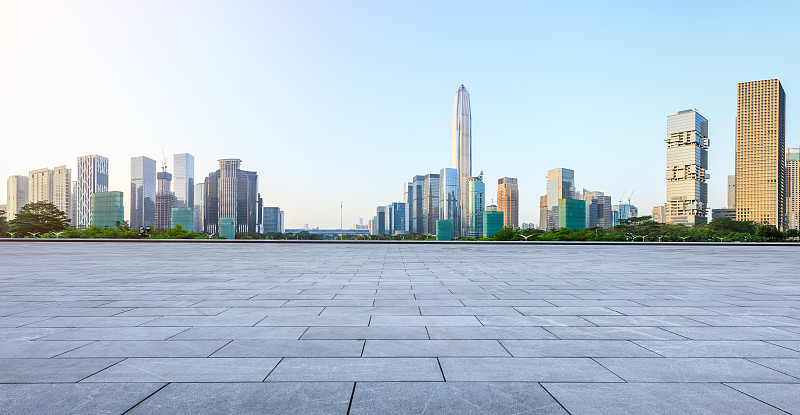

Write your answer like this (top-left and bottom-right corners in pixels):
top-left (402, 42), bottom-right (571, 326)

top-left (1, 242), bottom-right (800, 414)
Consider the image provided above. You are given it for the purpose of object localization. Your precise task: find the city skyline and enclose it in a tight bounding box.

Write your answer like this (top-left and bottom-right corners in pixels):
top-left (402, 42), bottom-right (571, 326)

top-left (1, 1), bottom-right (799, 228)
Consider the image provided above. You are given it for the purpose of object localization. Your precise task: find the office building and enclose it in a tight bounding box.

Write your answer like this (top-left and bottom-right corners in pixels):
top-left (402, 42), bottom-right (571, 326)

top-left (483, 210), bottom-right (504, 237)
top-left (263, 207), bottom-right (285, 233)
top-left (130, 156), bottom-right (157, 229)
top-left (583, 190), bottom-right (612, 228)
top-left (652, 205), bottom-right (667, 223)
top-left (173, 153), bottom-right (194, 208)
top-left (53, 166), bottom-right (72, 225)
top-left (666, 109), bottom-right (709, 225)
top-left (203, 159), bottom-right (259, 234)
top-left (559, 198), bottom-right (586, 230)
top-left (727, 175), bottom-right (736, 208)
top-left (71, 181), bottom-right (77, 226)
top-left (497, 177), bottom-right (519, 228)
top-left (385, 202), bottom-right (408, 235)
top-left (155, 170), bottom-right (174, 230)
top-left (6, 175), bottom-right (29, 221)
top-left (194, 182), bottom-right (205, 232)
top-left (423, 173), bottom-right (440, 234)
top-left (612, 204), bottom-right (638, 226)
top-left (788, 149), bottom-right (800, 231)
top-left (76, 155), bottom-right (109, 229)
top-left (712, 208), bottom-right (737, 220)
top-left (539, 195), bottom-right (547, 231)
top-left (436, 219), bottom-right (452, 241)
top-left (452, 84), bottom-right (471, 237)
top-left (546, 168), bottom-right (575, 230)
top-left (410, 175), bottom-right (425, 233)
top-left (91, 191), bottom-right (123, 229)
top-left (375, 206), bottom-right (386, 235)
top-left (735, 79), bottom-right (786, 230)
top-left (466, 176), bottom-right (485, 238)
top-left (439, 167), bottom-right (459, 237)
top-left (218, 217), bottom-right (236, 239)
top-left (171, 207), bottom-right (194, 230)
top-left (28, 168), bottom-right (53, 203)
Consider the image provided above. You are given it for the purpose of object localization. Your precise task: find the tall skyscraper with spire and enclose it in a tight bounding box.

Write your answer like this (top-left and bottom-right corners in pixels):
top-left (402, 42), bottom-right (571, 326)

top-left (452, 84), bottom-right (471, 238)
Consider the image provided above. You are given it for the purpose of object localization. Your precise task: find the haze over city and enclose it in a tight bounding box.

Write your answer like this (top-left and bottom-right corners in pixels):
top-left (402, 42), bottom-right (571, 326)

top-left (2, 1), bottom-right (798, 228)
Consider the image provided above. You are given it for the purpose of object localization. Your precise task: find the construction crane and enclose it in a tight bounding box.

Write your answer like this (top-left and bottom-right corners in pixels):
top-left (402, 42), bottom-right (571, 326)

top-left (161, 149), bottom-right (168, 172)
top-left (619, 190), bottom-right (626, 205)
top-left (627, 190), bottom-right (634, 206)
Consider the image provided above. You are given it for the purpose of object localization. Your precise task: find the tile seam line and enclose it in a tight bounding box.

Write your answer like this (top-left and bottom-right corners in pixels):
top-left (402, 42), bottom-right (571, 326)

top-left (261, 357), bottom-right (284, 382)
top-left (345, 382), bottom-right (357, 415)
top-left (538, 382), bottom-right (574, 415)
top-left (743, 358), bottom-right (800, 381)
top-left (120, 382), bottom-right (170, 415)
top-left (589, 357), bottom-right (627, 383)
top-left (721, 383), bottom-right (792, 414)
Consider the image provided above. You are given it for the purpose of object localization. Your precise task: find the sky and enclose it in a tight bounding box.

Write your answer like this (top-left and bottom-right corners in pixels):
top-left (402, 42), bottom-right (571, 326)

top-left (1, 0), bottom-right (798, 228)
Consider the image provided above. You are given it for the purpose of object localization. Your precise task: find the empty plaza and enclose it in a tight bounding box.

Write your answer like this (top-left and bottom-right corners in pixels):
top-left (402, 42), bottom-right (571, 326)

top-left (1, 241), bottom-right (800, 414)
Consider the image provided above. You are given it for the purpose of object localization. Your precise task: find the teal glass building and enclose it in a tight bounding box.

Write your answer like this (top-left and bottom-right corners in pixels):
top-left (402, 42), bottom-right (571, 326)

top-left (218, 217), bottom-right (236, 239)
top-left (91, 191), bottom-right (124, 229)
top-left (436, 219), bottom-right (452, 241)
top-left (558, 198), bottom-right (586, 230)
top-left (483, 210), bottom-right (504, 237)
top-left (171, 207), bottom-right (194, 230)
top-left (466, 177), bottom-right (485, 238)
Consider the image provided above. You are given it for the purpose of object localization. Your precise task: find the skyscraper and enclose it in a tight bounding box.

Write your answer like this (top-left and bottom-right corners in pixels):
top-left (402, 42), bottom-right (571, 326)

top-left (788, 149), bottom-right (800, 231)
top-left (735, 79), bottom-right (786, 230)
top-left (203, 159), bottom-right (259, 234)
top-left (727, 175), bottom-right (736, 208)
top-left (155, 170), bottom-right (174, 230)
top-left (91, 191), bottom-right (123, 229)
top-left (263, 207), bottom-right (285, 233)
top-left (173, 153), bottom-right (195, 208)
top-left (76, 155), bottom-right (109, 229)
top-left (466, 176), bottom-right (485, 238)
top-left (497, 177), bottom-right (519, 228)
top-left (28, 168), bottom-right (53, 203)
top-left (452, 84), bottom-right (471, 237)
top-left (423, 173), bottom-right (440, 234)
top-left (546, 168), bottom-right (575, 230)
top-left (410, 175), bottom-right (425, 233)
top-left (6, 175), bottom-right (28, 221)
top-left (583, 190), bottom-right (612, 228)
top-left (439, 167), bottom-right (459, 237)
top-left (665, 109), bottom-right (709, 225)
top-left (53, 166), bottom-right (72, 226)
top-left (539, 195), bottom-right (547, 230)
top-left (130, 156), bottom-right (157, 229)
top-left (194, 182), bottom-right (205, 232)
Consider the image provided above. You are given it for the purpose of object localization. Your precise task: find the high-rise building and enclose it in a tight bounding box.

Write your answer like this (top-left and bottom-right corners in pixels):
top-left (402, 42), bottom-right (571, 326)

top-left (612, 203), bottom-right (638, 226)
top-left (583, 190), bottom-right (612, 228)
top-left (497, 177), bottom-right (519, 229)
top-left (559, 199), bottom-right (586, 230)
top-left (788, 149), bottom-right (800, 231)
top-left (410, 175), bottom-right (425, 233)
top-left (539, 195), bottom-right (547, 231)
top-left (375, 206), bottom-right (386, 235)
top-left (203, 159), bottom-right (259, 234)
top-left (666, 109), bottom-right (709, 226)
top-left (483, 210), bottom-right (504, 237)
top-left (130, 156), bottom-right (157, 229)
top-left (727, 175), bottom-right (736, 208)
top-left (436, 219), bottom-right (452, 241)
top-left (423, 173), bottom-right (440, 234)
top-left (452, 84), bottom-right (471, 237)
top-left (71, 180), bottom-right (77, 226)
top-left (6, 175), bottom-right (29, 221)
top-left (439, 167), bottom-right (459, 237)
top-left (173, 153), bottom-right (194, 208)
top-left (466, 176), bottom-right (485, 238)
top-left (76, 155), bottom-right (109, 229)
top-left (28, 168), bottom-right (53, 203)
top-left (263, 207), bottom-right (285, 233)
top-left (53, 166), bottom-right (72, 226)
top-left (194, 183), bottom-right (205, 232)
top-left (155, 171), bottom-right (174, 230)
top-left (385, 202), bottom-right (408, 235)
top-left (171, 207), bottom-right (194, 230)
top-left (735, 79), bottom-right (786, 230)
top-left (651, 205), bottom-right (667, 223)
top-left (91, 191), bottom-right (123, 229)
top-left (546, 168), bottom-right (575, 230)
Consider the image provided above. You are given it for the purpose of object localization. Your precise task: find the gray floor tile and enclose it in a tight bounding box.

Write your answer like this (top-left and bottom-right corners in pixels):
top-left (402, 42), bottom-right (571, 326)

top-left (57, 340), bottom-right (229, 358)
top-left (267, 357), bottom-right (443, 381)
top-left (427, 326), bottom-right (557, 339)
top-left (37, 327), bottom-right (190, 340)
top-left (0, 358), bottom-right (122, 382)
top-left (369, 316), bottom-right (482, 326)
top-left (725, 383), bottom-right (800, 414)
top-left (501, 340), bottom-right (659, 357)
top-left (0, 340), bottom-right (92, 358)
top-left (663, 326), bottom-right (800, 340)
top-left (168, 326), bottom-right (307, 340)
top-left (597, 357), bottom-right (797, 382)
top-left (211, 339), bottom-right (364, 357)
top-left (82, 358), bottom-right (281, 382)
top-left (350, 382), bottom-right (568, 415)
top-left (633, 340), bottom-right (800, 357)
top-left (255, 316), bottom-right (370, 326)
top-left (749, 358), bottom-right (800, 379)
top-left (546, 326), bottom-right (686, 340)
top-left (363, 340), bottom-right (510, 357)
top-left (0, 383), bottom-right (166, 415)
top-left (301, 326), bottom-right (430, 339)
top-left (543, 383), bottom-right (785, 415)
top-left (582, 315), bottom-right (708, 326)
top-left (476, 315), bottom-right (594, 326)
top-left (439, 357), bottom-right (622, 381)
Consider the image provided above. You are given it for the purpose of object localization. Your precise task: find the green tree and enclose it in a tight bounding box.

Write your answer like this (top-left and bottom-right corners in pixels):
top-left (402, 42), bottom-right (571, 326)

top-left (9, 202), bottom-right (69, 236)
top-left (756, 225), bottom-right (784, 241)
top-left (0, 209), bottom-right (9, 237)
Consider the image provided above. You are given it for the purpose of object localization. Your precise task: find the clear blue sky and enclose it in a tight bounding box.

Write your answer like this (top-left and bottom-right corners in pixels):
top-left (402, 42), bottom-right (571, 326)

top-left (1, 0), bottom-right (798, 228)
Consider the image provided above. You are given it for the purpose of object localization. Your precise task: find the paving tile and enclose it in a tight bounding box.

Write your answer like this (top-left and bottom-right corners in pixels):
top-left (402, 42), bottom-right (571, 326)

top-left (663, 326), bottom-right (800, 340)
top-left (419, 306), bottom-right (522, 315)
top-left (439, 357), bottom-right (622, 381)
top-left (211, 340), bottom-right (364, 357)
top-left (543, 383), bottom-right (785, 415)
top-left (0, 358), bottom-right (122, 382)
top-left (476, 315), bottom-right (593, 326)
top-left (515, 306), bottom-right (621, 316)
top-left (0, 383), bottom-right (166, 415)
top-left (749, 358), bottom-right (800, 378)
top-left (127, 382), bottom-right (353, 415)
top-left (725, 383), bottom-right (800, 414)
top-left (255, 316), bottom-right (370, 326)
top-left (427, 326), bottom-right (557, 339)
top-left (300, 326), bottom-right (430, 339)
top-left (633, 340), bottom-right (800, 357)
top-left (57, 340), bottom-right (229, 358)
top-left (685, 315), bottom-right (800, 327)
top-left (350, 382), bottom-right (568, 415)
top-left (82, 357), bottom-right (281, 382)
top-left (266, 357), bottom-right (443, 381)
top-left (25, 316), bottom-right (158, 327)
top-left (0, 340), bottom-right (92, 358)
top-left (546, 326), bottom-right (686, 340)
top-left (37, 327), bottom-right (189, 340)
top-left (608, 306), bottom-right (723, 315)
top-left (369, 316), bottom-right (482, 326)
top-left (596, 357), bottom-right (797, 382)
top-left (501, 340), bottom-right (659, 357)
top-left (319, 306), bottom-right (421, 316)
top-left (168, 326), bottom-right (308, 340)
top-left (115, 307), bottom-right (228, 316)
top-left (363, 340), bottom-right (510, 357)
top-left (582, 315), bottom-right (707, 326)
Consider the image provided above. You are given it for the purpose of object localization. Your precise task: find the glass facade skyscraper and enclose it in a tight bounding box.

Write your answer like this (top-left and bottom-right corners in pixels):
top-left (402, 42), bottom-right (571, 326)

top-left (203, 159), bottom-right (259, 234)
top-left (130, 156), bottom-right (156, 229)
top-left (155, 171), bottom-right (174, 230)
top-left (76, 154), bottom-right (109, 229)
top-left (263, 207), bottom-right (284, 233)
top-left (173, 153), bottom-right (194, 208)
top-left (546, 168), bottom-right (574, 230)
top-left (194, 182), bottom-right (204, 232)
top-left (666, 109), bottom-right (709, 225)
top-left (410, 175), bottom-right (424, 233)
top-left (91, 191), bottom-right (123, 229)
top-left (497, 177), bottom-right (519, 228)
top-left (6, 175), bottom-right (29, 221)
top-left (439, 167), bottom-right (458, 237)
top-left (788, 149), bottom-right (800, 231)
top-left (452, 85), bottom-right (471, 238)
top-left (423, 173), bottom-right (440, 234)
top-left (466, 176), bottom-right (484, 238)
